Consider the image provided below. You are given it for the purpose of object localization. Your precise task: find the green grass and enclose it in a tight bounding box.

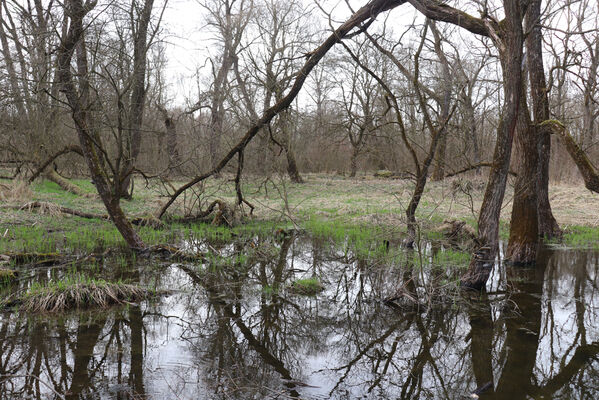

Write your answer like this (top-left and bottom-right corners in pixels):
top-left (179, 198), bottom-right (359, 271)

top-left (432, 249), bottom-right (471, 269)
top-left (0, 269), bottom-right (17, 284)
top-left (560, 226), bottom-right (599, 248)
top-left (289, 278), bottom-right (324, 295)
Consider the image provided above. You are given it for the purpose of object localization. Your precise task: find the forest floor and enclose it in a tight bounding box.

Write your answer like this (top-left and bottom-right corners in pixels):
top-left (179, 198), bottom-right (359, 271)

top-left (1, 173), bottom-right (598, 253)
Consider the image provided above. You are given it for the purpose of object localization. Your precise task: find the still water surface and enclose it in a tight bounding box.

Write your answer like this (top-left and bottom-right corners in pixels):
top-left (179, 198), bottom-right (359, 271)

top-left (0, 234), bottom-right (598, 399)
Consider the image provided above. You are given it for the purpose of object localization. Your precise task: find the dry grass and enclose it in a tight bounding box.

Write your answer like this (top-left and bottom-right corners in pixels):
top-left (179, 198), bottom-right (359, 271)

top-left (18, 276), bottom-right (148, 312)
top-left (225, 174), bottom-right (599, 229)
top-left (0, 181), bottom-right (32, 203)
top-left (4, 174), bottom-right (598, 236)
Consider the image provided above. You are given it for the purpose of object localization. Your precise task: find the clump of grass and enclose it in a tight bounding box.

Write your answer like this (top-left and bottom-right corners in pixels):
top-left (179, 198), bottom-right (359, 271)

top-left (0, 181), bottom-right (32, 203)
top-left (17, 274), bottom-right (148, 312)
top-left (0, 268), bottom-right (17, 284)
top-left (289, 278), bottom-right (324, 295)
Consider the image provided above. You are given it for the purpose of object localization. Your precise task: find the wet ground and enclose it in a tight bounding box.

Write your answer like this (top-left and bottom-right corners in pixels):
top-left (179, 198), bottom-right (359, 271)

top-left (0, 233), bottom-right (598, 399)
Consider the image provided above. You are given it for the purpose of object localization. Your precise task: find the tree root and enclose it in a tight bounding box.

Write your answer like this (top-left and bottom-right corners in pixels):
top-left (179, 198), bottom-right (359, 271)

top-left (178, 199), bottom-right (240, 227)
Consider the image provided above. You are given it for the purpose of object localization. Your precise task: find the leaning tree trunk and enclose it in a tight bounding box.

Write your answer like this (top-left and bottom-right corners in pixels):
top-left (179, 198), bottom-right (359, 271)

top-left (546, 121), bottom-right (599, 193)
top-left (461, 1), bottom-right (523, 289)
top-left (526, 0), bottom-right (561, 239)
top-left (57, 0), bottom-right (145, 249)
top-left (506, 89), bottom-right (539, 264)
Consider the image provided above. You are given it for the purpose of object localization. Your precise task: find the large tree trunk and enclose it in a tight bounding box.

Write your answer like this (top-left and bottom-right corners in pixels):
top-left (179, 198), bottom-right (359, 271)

top-left (57, 0), bottom-right (145, 249)
top-left (506, 89), bottom-right (539, 264)
top-left (526, 0), bottom-right (561, 239)
top-left (349, 146), bottom-right (359, 178)
top-left (461, 0), bottom-right (523, 290)
top-left (286, 148), bottom-right (303, 184)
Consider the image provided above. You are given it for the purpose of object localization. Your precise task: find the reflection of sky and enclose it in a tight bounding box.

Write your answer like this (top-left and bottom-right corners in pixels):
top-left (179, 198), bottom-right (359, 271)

top-left (1, 241), bottom-right (599, 399)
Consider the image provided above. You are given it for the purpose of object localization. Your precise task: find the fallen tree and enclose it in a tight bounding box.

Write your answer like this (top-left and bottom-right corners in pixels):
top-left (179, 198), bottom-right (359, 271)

top-left (542, 120), bottom-right (599, 194)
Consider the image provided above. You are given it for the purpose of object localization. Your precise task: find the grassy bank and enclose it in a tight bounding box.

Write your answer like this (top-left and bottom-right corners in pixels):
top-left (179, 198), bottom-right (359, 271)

top-left (1, 173), bottom-right (598, 252)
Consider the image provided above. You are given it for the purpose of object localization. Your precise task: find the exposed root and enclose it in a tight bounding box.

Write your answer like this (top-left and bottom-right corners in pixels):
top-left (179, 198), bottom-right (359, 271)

top-left (180, 199), bottom-right (240, 227)
top-left (434, 220), bottom-right (479, 250)
top-left (131, 215), bottom-right (165, 229)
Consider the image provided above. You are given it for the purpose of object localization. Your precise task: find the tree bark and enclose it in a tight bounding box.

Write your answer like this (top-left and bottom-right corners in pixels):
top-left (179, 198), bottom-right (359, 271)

top-left (28, 145), bottom-right (84, 184)
top-left (350, 146), bottom-right (359, 178)
top-left (57, 0), bottom-right (145, 249)
top-left (44, 170), bottom-right (92, 198)
top-left (461, 0), bottom-right (523, 289)
top-left (506, 89), bottom-right (539, 264)
top-left (526, 0), bottom-right (561, 239)
top-left (286, 148), bottom-right (303, 184)
top-left (546, 121), bottom-right (599, 193)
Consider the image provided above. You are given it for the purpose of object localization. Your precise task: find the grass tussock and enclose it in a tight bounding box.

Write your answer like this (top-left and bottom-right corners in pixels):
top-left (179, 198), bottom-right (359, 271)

top-left (19, 275), bottom-right (148, 312)
top-left (289, 278), bottom-right (324, 295)
top-left (0, 181), bottom-right (32, 203)
top-left (19, 201), bottom-right (63, 217)
top-left (0, 268), bottom-right (17, 284)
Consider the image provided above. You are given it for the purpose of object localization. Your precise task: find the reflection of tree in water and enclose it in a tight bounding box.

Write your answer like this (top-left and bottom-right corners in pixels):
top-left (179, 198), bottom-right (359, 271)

top-left (171, 237), bottom-right (599, 399)
top-left (0, 261), bottom-right (151, 399)
top-left (1, 239), bottom-right (599, 399)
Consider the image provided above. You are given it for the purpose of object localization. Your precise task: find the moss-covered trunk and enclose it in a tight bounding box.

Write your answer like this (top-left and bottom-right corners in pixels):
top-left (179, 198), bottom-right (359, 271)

top-left (507, 89), bottom-right (539, 264)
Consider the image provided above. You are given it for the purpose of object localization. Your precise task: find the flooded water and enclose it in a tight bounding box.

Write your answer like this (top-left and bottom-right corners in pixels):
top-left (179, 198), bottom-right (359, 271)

top-left (1, 234), bottom-right (598, 399)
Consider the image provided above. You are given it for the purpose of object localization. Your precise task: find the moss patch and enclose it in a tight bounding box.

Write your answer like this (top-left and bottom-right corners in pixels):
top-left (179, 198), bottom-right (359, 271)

top-left (289, 278), bottom-right (324, 295)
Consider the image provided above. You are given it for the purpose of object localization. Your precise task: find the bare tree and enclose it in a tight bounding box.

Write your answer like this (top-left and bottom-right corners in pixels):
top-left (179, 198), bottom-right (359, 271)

top-left (55, 0), bottom-right (165, 248)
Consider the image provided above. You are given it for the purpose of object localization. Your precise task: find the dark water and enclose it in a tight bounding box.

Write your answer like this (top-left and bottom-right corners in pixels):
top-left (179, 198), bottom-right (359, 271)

top-left (1, 234), bottom-right (598, 399)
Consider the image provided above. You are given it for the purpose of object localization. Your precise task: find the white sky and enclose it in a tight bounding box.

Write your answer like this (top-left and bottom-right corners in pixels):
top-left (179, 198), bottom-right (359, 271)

top-left (158, 0), bottom-right (426, 105)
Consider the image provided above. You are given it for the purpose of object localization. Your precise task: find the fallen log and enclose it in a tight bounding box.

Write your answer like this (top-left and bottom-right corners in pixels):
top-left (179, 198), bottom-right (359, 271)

top-left (542, 119), bottom-right (599, 193)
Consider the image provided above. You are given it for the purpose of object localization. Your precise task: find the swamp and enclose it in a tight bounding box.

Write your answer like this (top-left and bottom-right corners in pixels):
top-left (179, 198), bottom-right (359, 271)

top-left (2, 0), bottom-right (599, 398)
top-left (1, 177), bottom-right (599, 399)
